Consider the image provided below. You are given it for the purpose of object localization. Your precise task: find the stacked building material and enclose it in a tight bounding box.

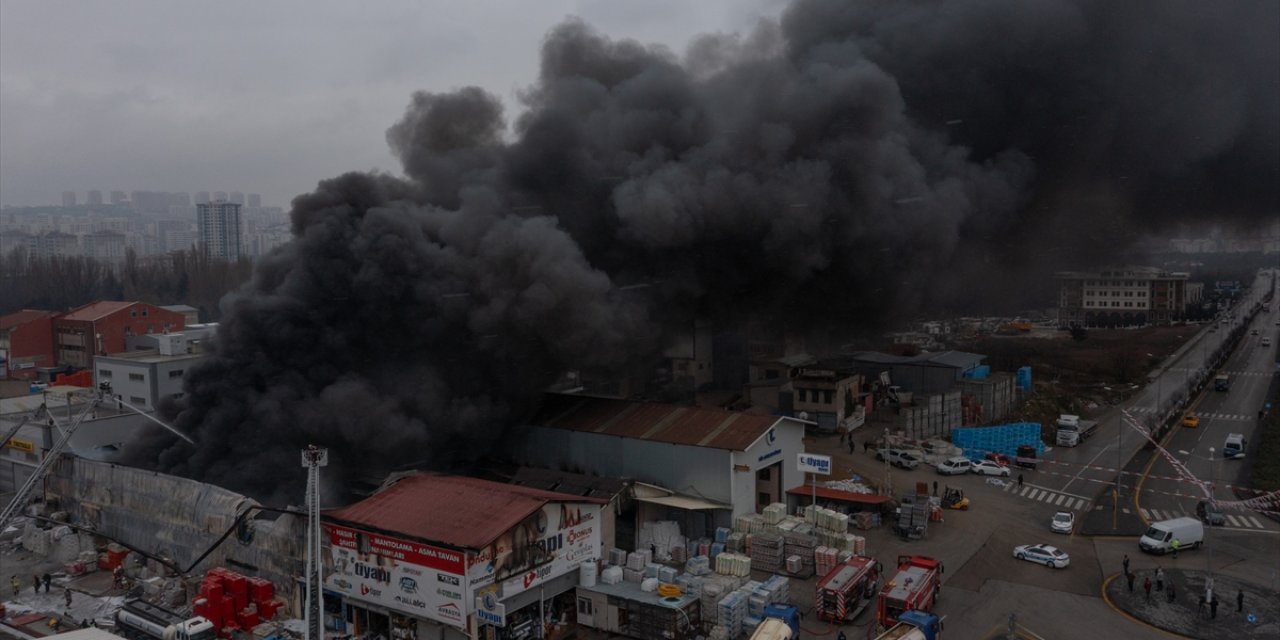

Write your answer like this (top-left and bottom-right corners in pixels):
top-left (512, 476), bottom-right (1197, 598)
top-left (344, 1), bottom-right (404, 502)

top-left (746, 575), bottom-right (790, 620)
top-left (624, 567), bottom-right (644, 583)
top-left (782, 530), bottom-right (818, 573)
top-left (714, 553), bottom-right (752, 577)
top-left (638, 521), bottom-right (686, 562)
top-left (608, 548), bottom-right (628, 567)
top-left (716, 590), bottom-right (747, 639)
top-left (726, 532), bottom-right (745, 553)
top-left (951, 422), bottom-right (1044, 460)
top-left (814, 546), bottom-right (839, 577)
top-left (762, 503), bottom-right (788, 525)
top-left (733, 513), bottom-right (767, 534)
top-left (686, 555), bottom-right (712, 576)
top-left (852, 512), bottom-right (880, 531)
top-left (601, 566), bottom-right (624, 585)
top-left (194, 568), bottom-right (281, 632)
top-left (749, 533), bottom-right (784, 573)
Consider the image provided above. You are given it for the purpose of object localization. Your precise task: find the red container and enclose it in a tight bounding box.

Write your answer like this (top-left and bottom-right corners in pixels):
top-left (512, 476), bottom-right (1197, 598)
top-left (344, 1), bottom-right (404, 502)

top-left (107, 549), bottom-right (129, 565)
top-left (225, 575), bottom-right (247, 596)
top-left (237, 611), bottom-right (259, 629)
top-left (248, 578), bottom-right (274, 603)
top-left (220, 595), bottom-right (236, 620)
top-left (201, 582), bottom-right (224, 601)
top-left (257, 600), bottom-right (281, 620)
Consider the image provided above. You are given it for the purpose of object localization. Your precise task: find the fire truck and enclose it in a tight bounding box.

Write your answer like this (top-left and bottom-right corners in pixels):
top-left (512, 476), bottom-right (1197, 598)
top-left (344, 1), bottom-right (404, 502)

top-left (876, 556), bottom-right (942, 628)
top-left (815, 555), bottom-right (882, 623)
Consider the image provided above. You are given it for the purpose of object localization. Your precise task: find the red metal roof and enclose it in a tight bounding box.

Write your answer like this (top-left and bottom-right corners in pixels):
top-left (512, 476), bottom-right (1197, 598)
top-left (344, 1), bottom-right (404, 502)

top-left (0, 309), bottom-right (53, 331)
top-left (786, 485), bottom-right (892, 505)
top-left (59, 300), bottom-right (136, 321)
top-left (534, 393), bottom-right (785, 451)
top-left (325, 473), bottom-right (606, 550)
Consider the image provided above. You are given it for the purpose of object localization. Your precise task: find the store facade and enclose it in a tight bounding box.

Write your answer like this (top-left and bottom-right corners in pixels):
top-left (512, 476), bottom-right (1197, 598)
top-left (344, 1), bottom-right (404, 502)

top-left (323, 473), bottom-right (605, 640)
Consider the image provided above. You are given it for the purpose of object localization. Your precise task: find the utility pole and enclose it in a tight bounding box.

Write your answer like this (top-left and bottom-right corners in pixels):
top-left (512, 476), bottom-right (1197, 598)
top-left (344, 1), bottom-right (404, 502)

top-left (303, 446), bottom-right (329, 640)
top-left (1206, 447), bottom-right (1215, 607)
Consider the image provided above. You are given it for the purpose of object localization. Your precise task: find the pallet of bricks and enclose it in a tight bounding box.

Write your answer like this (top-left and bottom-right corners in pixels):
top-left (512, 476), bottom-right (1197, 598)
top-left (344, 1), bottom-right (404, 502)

top-left (804, 504), bottom-right (868, 560)
top-left (744, 575), bottom-right (790, 630)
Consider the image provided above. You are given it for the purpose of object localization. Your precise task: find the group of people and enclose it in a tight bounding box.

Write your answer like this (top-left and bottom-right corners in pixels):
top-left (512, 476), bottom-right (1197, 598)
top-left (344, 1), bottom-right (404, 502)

top-left (1121, 555), bottom-right (1247, 619)
top-left (9, 574), bottom-right (76, 608)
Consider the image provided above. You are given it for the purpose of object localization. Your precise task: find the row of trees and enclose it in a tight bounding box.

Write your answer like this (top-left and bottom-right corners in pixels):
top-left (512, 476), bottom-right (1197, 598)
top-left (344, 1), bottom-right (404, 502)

top-left (0, 248), bottom-right (254, 322)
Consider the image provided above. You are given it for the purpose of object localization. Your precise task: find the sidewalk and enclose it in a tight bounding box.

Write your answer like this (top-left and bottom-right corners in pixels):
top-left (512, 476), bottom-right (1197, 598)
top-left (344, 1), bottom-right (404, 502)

top-left (1103, 568), bottom-right (1280, 638)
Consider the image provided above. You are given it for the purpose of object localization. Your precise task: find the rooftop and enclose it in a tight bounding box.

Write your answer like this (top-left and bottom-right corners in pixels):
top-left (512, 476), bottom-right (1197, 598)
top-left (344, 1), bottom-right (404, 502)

top-left (506, 467), bottom-right (628, 501)
top-left (324, 472), bottom-right (606, 550)
top-left (59, 301), bottom-right (136, 322)
top-left (533, 393), bottom-right (795, 452)
top-left (0, 309), bottom-right (53, 331)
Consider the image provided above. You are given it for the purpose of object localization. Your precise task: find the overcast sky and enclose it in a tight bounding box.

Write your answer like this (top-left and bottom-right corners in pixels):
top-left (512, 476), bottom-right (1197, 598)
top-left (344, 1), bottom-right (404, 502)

top-left (0, 0), bottom-right (783, 208)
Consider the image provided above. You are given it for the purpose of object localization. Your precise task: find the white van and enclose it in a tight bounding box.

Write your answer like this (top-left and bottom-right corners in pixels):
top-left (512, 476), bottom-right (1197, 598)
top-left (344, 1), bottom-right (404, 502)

top-left (1139, 517), bottom-right (1204, 554)
top-left (935, 457), bottom-right (972, 475)
top-left (1224, 433), bottom-right (1246, 459)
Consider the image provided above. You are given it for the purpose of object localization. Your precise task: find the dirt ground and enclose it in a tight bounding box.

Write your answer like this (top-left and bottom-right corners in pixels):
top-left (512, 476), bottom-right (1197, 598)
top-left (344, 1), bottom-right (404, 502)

top-left (957, 324), bottom-right (1198, 426)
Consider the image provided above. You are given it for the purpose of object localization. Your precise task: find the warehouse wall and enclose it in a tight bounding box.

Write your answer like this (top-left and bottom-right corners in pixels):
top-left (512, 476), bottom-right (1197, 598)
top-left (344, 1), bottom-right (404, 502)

top-left (45, 456), bottom-right (305, 613)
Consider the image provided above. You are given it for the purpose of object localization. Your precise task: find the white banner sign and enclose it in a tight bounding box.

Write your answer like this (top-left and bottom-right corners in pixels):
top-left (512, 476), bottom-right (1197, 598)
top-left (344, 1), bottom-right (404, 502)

top-left (797, 453), bottom-right (832, 475)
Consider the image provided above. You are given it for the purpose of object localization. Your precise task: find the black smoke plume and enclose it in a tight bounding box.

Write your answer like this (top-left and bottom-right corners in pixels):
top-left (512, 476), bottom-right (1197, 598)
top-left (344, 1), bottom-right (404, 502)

top-left (124, 0), bottom-right (1277, 502)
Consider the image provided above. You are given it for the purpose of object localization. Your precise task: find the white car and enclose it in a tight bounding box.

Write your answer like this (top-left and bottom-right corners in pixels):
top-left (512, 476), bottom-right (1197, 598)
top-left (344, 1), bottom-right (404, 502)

top-left (935, 457), bottom-right (972, 475)
top-left (970, 460), bottom-right (1011, 477)
top-left (1050, 511), bottom-right (1074, 534)
top-left (1013, 544), bottom-right (1070, 568)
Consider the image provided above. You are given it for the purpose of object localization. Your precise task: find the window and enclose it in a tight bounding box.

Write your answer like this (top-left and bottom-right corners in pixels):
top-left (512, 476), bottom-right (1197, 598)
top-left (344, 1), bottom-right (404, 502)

top-left (758, 492), bottom-right (771, 506)
top-left (168, 370), bottom-right (183, 379)
top-left (757, 467), bottom-right (771, 481)
top-left (98, 369), bottom-right (112, 379)
top-left (577, 597), bottom-right (593, 616)
top-left (129, 396), bottom-right (146, 406)
top-left (128, 373), bottom-right (144, 382)
top-left (142, 308), bottom-right (148, 316)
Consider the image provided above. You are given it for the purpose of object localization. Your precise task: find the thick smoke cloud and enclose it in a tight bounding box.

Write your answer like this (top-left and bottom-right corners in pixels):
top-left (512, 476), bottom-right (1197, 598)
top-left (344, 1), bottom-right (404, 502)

top-left (126, 0), bottom-right (1277, 502)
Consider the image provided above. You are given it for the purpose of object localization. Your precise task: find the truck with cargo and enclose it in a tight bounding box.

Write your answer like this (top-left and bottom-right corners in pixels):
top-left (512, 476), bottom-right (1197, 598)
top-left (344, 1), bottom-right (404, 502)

top-left (114, 598), bottom-right (216, 640)
top-left (873, 610), bottom-right (943, 640)
top-left (1013, 444), bottom-right (1039, 470)
top-left (1054, 415), bottom-right (1098, 447)
top-left (1214, 373), bottom-right (1230, 391)
top-left (877, 556), bottom-right (942, 628)
top-left (815, 555), bottom-right (881, 623)
top-left (1139, 517), bottom-right (1204, 555)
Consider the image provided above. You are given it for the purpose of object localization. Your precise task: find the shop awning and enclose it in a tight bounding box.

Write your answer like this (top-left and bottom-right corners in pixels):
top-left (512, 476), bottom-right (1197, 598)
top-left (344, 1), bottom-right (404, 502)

top-left (632, 481), bottom-right (732, 510)
top-left (786, 485), bottom-right (892, 505)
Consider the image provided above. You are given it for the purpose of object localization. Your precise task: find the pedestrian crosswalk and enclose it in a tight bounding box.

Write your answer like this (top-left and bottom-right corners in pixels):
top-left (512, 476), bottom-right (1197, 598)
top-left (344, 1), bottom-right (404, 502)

top-left (1127, 407), bottom-right (1255, 421)
top-left (1140, 508), bottom-right (1269, 530)
top-left (1002, 482), bottom-right (1090, 510)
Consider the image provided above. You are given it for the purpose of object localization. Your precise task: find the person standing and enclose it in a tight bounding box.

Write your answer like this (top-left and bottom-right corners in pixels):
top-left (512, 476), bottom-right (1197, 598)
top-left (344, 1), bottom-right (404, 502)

top-left (1171, 538), bottom-right (1180, 558)
top-left (848, 437), bottom-right (855, 455)
top-left (1155, 567), bottom-right (1164, 592)
top-left (1122, 554), bottom-right (1130, 575)
top-left (42, 573), bottom-right (51, 593)
top-left (10, 575), bottom-right (20, 597)
top-left (1017, 473), bottom-right (1024, 488)
top-left (1237, 589), bottom-right (1244, 613)
top-left (1167, 583), bottom-right (1176, 603)
top-left (32, 575), bottom-right (40, 595)
top-left (1126, 571), bottom-right (1135, 593)
top-left (64, 587), bottom-right (73, 608)
top-left (1143, 576), bottom-right (1152, 601)
top-left (933, 481), bottom-right (938, 497)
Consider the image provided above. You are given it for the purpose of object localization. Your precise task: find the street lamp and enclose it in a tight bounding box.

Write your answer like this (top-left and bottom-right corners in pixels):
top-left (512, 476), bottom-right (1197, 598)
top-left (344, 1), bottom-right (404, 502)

top-left (1206, 447), bottom-right (1216, 606)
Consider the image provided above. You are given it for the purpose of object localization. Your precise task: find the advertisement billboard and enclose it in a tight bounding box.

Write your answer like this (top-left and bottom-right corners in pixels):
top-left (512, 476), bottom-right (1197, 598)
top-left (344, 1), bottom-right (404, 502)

top-left (465, 502), bottom-right (601, 598)
top-left (323, 524), bottom-right (468, 629)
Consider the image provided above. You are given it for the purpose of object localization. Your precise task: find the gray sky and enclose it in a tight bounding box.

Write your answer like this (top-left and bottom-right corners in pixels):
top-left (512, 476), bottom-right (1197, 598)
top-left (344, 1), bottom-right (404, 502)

top-left (0, 0), bottom-right (784, 208)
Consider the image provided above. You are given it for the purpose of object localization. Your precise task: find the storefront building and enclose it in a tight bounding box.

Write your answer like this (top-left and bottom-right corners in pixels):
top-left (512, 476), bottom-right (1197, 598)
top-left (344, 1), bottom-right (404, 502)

top-left (322, 473), bottom-right (606, 640)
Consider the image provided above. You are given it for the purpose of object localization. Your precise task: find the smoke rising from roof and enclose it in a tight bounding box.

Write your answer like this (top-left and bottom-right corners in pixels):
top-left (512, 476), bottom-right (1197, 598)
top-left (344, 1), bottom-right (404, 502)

top-left (125, 0), bottom-right (1277, 502)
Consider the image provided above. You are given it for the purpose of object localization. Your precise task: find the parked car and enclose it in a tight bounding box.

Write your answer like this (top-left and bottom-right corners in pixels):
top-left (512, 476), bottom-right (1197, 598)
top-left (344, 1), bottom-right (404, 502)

top-left (877, 448), bottom-right (920, 469)
top-left (1196, 501), bottom-right (1225, 526)
top-left (1013, 544), bottom-right (1070, 568)
top-left (1251, 328), bottom-right (1259, 335)
top-left (936, 457), bottom-right (973, 475)
top-left (984, 452), bottom-right (1012, 467)
top-left (1050, 511), bottom-right (1075, 534)
top-left (1182, 413), bottom-right (1200, 428)
top-left (971, 460), bottom-right (1011, 477)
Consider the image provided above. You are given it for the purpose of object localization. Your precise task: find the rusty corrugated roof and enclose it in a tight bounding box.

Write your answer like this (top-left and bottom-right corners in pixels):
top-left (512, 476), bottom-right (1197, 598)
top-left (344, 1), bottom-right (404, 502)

top-left (324, 473), bottom-right (606, 550)
top-left (534, 393), bottom-right (782, 452)
top-left (59, 300), bottom-right (135, 321)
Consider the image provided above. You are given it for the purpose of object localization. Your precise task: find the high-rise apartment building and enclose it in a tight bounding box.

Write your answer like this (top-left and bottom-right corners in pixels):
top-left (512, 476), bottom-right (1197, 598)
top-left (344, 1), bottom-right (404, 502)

top-left (61, 191), bottom-right (77, 207)
top-left (196, 200), bottom-right (243, 261)
top-left (213, 191), bottom-right (227, 202)
top-left (229, 192), bottom-right (245, 205)
top-left (247, 193), bottom-right (261, 208)
top-left (196, 191), bottom-right (211, 205)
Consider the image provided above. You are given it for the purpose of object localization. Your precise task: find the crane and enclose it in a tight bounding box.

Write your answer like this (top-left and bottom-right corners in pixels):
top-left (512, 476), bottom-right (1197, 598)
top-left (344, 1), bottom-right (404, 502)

top-left (302, 446), bottom-right (328, 640)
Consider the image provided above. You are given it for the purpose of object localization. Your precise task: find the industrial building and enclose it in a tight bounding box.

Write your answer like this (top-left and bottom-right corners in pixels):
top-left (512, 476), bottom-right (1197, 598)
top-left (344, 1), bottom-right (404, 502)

top-left (0, 309), bottom-right (56, 380)
top-left (53, 301), bottom-right (186, 370)
top-left (516, 393), bottom-right (808, 535)
top-left (1055, 266), bottom-right (1191, 327)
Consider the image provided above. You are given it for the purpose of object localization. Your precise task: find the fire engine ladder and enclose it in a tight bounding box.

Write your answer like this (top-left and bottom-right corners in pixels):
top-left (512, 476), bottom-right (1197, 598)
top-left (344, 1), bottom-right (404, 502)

top-left (0, 414), bottom-right (34, 450)
top-left (0, 394), bottom-right (99, 532)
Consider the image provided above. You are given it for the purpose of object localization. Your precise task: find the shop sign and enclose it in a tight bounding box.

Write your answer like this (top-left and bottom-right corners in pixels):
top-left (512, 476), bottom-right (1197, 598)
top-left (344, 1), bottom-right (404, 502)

top-left (5, 438), bottom-right (35, 453)
top-left (797, 453), bottom-right (832, 475)
top-left (323, 523), bottom-right (467, 629)
top-left (475, 593), bottom-right (507, 627)
top-left (466, 502), bottom-right (600, 597)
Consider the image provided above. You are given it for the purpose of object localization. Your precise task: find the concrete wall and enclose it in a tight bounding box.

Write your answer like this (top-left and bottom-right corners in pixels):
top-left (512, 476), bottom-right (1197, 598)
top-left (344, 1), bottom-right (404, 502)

top-left (45, 457), bottom-right (305, 613)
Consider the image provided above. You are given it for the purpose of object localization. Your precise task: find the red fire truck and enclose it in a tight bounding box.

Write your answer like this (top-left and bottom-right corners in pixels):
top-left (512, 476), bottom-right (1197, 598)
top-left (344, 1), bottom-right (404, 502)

top-left (815, 555), bottom-right (881, 623)
top-left (876, 555), bottom-right (942, 628)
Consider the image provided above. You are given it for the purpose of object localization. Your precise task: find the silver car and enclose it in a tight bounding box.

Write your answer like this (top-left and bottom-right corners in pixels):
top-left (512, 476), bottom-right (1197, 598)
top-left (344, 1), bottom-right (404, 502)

top-left (1013, 544), bottom-right (1070, 568)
